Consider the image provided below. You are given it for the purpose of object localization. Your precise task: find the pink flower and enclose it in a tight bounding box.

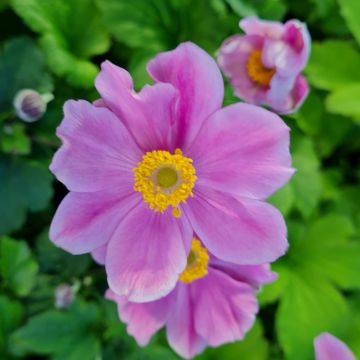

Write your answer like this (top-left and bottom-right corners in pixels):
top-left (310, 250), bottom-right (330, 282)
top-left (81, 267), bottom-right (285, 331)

top-left (106, 238), bottom-right (277, 359)
top-left (314, 333), bottom-right (356, 360)
top-left (49, 42), bottom-right (293, 302)
top-left (217, 17), bottom-right (310, 114)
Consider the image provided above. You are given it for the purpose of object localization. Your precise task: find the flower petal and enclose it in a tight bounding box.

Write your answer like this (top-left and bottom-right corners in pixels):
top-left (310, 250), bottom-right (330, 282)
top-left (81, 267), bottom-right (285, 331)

top-left (193, 268), bottom-right (258, 346)
top-left (50, 100), bottom-right (141, 192)
top-left (106, 289), bottom-right (174, 346)
top-left (210, 260), bottom-right (277, 288)
top-left (187, 103), bottom-right (293, 199)
top-left (240, 16), bottom-right (284, 38)
top-left (314, 333), bottom-right (356, 360)
top-left (91, 244), bottom-right (107, 265)
top-left (147, 42), bottom-right (224, 148)
top-left (106, 204), bottom-right (192, 302)
top-left (95, 60), bottom-right (177, 152)
top-left (166, 284), bottom-right (206, 359)
top-left (49, 190), bottom-right (140, 255)
top-left (185, 187), bottom-right (288, 264)
top-left (217, 35), bottom-right (268, 105)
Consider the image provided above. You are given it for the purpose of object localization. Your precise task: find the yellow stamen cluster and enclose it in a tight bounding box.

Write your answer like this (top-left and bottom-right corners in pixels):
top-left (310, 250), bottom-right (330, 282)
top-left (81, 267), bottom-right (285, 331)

top-left (133, 148), bottom-right (196, 218)
top-left (246, 49), bottom-right (275, 87)
top-left (179, 238), bottom-right (209, 283)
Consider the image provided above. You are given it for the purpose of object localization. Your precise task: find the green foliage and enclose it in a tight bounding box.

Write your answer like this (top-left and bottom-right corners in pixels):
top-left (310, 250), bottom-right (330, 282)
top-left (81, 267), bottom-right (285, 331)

top-left (0, 0), bottom-right (360, 359)
top-left (10, 0), bottom-right (110, 88)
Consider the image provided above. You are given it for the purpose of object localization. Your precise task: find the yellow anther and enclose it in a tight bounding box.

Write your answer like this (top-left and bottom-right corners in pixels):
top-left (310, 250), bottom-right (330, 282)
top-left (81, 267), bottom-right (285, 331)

top-left (179, 238), bottom-right (209, 283)
top-left (246, 49), bottom-right (275, 87)
top-left (133, 148), bottom-right (196, 217)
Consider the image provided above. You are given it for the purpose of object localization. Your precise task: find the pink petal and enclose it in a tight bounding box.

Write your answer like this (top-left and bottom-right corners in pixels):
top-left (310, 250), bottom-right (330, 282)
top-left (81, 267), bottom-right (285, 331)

top-left (166, 284), bottom-right (206, 359)
top-left (186, 103), bottom-right (293, 199)
top-left (314, 333), bottom-right (356, 360)
top-left (106, 289), bottom-right (174, 346)
top-left (210, 260), bottom-right (278, 288)
top-left (49, 190), bottom-right (140, 255)
top-left (95, 60), bottom-right (177, 152)
top-left (91, 244), bottom-right (107, 265)
top-left (193, 268), bottom-right (258, 346)
top-left (147, 42), bottom-right (224, 148)
top-left (185, 187), bottom-right (288, 264)
top-left (217, 35), bottom-right (268, 105)
top-left (240, 16), bottom-right (284, 39)
top-left (106, 204), bottom-right (192, 302)
top-left (50, 100), bottom-right (141, 192)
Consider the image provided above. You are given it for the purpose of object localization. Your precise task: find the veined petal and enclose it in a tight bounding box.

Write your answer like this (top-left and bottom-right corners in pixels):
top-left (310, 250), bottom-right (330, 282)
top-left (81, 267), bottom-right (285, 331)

top-left (95, 61), bottom-right (177, 152)
top-left (50, 100), bottom-right (141, 192)
top-left (185, 187), bottom-right (288, 265)
top-left (106, 203), bottom-right (192, 302)
top-left (193, 268), bottom-right (258, 346)
top-left (147, 42), bottom-right (224, 148)
top-left (49, 190), bottom-right (140, 255)
top-left (187, 103), bottom-right (293, 199)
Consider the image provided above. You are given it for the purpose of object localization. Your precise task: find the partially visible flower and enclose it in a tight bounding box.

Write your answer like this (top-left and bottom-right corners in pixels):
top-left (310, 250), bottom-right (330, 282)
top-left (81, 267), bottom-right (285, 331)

top-left (106, 237), bottom-right (277, 359)
top-left (217, 17), bottom-right (310, 114)
top-left (54, 283), bottom-right (74, 309)
top-left (13, 89), bottom-right (53, 122)
top-left (50, 42), bottom-right (292, 303)
top-left (314, 333), bottom-right (356, 360)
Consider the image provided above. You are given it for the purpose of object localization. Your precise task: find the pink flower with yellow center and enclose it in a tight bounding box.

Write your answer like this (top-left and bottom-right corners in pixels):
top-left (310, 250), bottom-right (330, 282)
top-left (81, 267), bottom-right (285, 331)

top-left (106, 238), bottom-right (277, 359)
top-left (217, 16), bottom-right (310, 114)
top-left (50, 42), bottom-right (293, 302)
top-left (314, 333), bottom-right (356, 360)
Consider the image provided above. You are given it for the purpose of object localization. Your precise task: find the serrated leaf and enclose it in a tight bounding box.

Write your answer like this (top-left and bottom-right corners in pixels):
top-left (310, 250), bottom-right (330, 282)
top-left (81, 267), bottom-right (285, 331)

top-left (0, 237), bottom-right (38, 296)
top-left (0, 156), bottom-right (53, 235)
top-left (10, 0), bottom-right (110, 88)
top-left (338, 0), bottom-right (360, 44)
top-left (276, 271), bottom-right (349, 360)
top-left (306, 41), bottom-right (360, 91)
top-left (0, 36), bottom-right (53, 113)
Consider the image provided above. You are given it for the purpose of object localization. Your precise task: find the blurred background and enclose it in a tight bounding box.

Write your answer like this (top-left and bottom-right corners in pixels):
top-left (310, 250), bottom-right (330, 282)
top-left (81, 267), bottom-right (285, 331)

top-left (0, 0), bottom-right (359, 359)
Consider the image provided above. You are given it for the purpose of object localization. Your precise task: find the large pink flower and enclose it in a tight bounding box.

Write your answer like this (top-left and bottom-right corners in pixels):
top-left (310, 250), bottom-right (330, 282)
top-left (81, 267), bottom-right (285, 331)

top-left (314, 333), bottom-right (356, 360)
top-left (217, 17), bottom-right (310, 114)
top-left (50, 42), bottom-right (293, 302)
top-left (106, 238), bottom-right (277, 359)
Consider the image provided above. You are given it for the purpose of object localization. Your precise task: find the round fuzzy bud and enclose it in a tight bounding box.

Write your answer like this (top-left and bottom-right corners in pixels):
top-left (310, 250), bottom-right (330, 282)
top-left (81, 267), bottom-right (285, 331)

top-left (14, 89), bottom-right (47, 122)
top-left (54, 283), bottom-right (75, 309)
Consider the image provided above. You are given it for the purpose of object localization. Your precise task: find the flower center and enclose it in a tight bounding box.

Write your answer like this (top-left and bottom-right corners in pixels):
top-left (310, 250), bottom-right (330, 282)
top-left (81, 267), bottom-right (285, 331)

top-left (179, 238), bottom-right (209, 283)
top-left (246, 49), bottom-right (275, 87)
top-left (133, 148), bottom-right (196, 218)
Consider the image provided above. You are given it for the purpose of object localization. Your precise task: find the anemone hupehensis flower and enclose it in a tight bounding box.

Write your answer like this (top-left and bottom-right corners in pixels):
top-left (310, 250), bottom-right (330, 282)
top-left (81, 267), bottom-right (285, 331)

top-left (50, 42), bottom-right (293, 302)
top-left (314, 333), bottom-right (356, 360)
top-left (106, 237), bottom-right (277, 359)
top-left (217, 17), bottom-right (310, 114)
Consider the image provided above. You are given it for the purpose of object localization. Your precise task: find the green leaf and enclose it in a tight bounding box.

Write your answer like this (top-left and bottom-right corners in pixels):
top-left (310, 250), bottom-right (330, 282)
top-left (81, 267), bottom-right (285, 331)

top-left (289, 136), bottom-right (321, 218)
top-left (276, 270), bottom-right (350, 360)
top-left (0, 237), bottom-right (38, 296)
top-left (326, 83), bottom-right (360, 120)
top-left (0, 36), bottom-right (53, 113)
top-left (0, 295), bottom-right (23, 355)
top-left (10, 0), bottom-right (110, 88)
top-left (196, 321), bottom-right (269, 360)
top-left (268, 183), bottom-right (294, 217)
top-left (11, 301), bottom-right (99, 357)
top-left (306, 41), bottom-right (360, 91)
top-left (0, 156), bottom-right (53, 235)
top-left (338, 0), bottom-right (360, 44)
top-left (1, 123), bottom-right (31, 155)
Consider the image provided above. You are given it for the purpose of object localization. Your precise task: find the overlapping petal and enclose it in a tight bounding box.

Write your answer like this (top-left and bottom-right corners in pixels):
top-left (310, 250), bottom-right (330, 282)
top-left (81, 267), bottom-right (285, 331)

top-left (147, 42), bottom-right (224, 148)
top-left (50, 100), bottom-right (141, 193)
top-left (106, 203), bottom-right (192, 302)
top-left (185, 187), bottom-right (288, 264)
top-left (187, 103), bottom-right (293, 199)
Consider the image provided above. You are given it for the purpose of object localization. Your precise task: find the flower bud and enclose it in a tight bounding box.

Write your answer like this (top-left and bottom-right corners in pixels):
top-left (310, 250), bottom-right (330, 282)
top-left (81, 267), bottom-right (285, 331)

top-left (54, 283), bottom-right (75, 309)
top-left (13, 89), bottom-right (51, 122)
